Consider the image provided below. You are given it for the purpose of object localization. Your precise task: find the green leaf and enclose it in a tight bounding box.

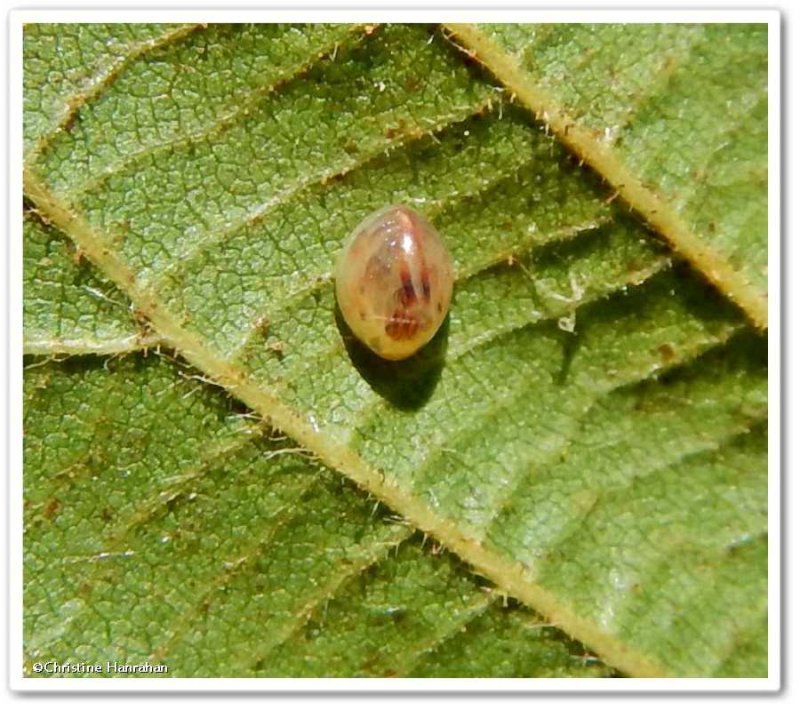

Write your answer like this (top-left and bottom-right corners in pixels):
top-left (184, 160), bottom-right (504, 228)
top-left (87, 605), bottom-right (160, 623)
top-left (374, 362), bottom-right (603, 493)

top-left (444, 23), bottom-right (768, 328)
top-left (23, 23), bottom-right (768, 678)
top-left (25, 349), bottom-right (611, 677)
top-left (23, 209), bottom-right (154, 354)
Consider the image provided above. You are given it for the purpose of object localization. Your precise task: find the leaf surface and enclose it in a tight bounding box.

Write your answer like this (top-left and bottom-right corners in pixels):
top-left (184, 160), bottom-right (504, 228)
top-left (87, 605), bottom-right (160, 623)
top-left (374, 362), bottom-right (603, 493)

top-left (444, 23), bottom-right (768, 327)
top-left (23, 23), bottom-right (768, 678)
top-left (25, 345), bottom-right (612, 677)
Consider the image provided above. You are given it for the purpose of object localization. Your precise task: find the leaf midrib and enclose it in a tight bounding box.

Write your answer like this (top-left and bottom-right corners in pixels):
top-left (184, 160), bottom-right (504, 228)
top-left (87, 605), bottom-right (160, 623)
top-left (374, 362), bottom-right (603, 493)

top-left (442, 23), bottom-right (767, 330)
top-left (23, 166), bottom-right (670, 678)
top-left (23, 22), bottom-right (767, 678)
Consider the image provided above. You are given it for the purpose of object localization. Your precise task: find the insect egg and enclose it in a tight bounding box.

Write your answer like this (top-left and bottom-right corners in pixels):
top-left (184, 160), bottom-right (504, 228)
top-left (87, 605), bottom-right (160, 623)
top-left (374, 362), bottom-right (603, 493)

top-left (335, 204), bottom-right (454, 361)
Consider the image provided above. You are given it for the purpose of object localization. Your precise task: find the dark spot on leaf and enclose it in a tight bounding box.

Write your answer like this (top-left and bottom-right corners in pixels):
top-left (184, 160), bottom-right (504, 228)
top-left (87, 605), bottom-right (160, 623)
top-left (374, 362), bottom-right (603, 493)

top-left (404, 75), bottom-right (422, 93)
top-left (656, 343), bottom-right (675, 363)
top-left (384, 123), bottom-right (404, 140)
top-left (165, 494), bottom-right (188, 514)
top-left (43, 498), bottom-right (61, 519)
top-left (62, 109), bottom-right (79, 134)
top-left (304, 617), bottom-right (323, 641)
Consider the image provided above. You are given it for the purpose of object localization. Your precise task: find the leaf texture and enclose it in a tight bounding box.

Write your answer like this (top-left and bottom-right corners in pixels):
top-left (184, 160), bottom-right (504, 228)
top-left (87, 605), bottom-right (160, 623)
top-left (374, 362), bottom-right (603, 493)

top-left (444, 23), bottom-right (768, 328)
top-left (23, 23), bottom-right (768, 678)
top-left (25, 348), bottom-right (613, 677)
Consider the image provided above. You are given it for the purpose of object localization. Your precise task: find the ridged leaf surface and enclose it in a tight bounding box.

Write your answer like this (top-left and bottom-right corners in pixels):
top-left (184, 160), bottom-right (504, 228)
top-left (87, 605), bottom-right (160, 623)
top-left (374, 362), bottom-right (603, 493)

top-left (23, 23), bottom-right (768, 678)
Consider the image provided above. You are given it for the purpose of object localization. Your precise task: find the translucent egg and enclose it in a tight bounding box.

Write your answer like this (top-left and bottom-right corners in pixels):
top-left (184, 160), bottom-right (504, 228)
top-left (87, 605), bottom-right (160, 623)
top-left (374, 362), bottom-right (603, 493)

top-left (335, 204), bottom-right (454, 360)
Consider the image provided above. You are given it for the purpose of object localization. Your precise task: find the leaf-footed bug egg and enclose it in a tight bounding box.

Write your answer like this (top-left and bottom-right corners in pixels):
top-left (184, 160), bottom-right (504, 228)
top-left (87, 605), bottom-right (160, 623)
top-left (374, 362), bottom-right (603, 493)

top-left (335, 204), bottom-right (454, 361)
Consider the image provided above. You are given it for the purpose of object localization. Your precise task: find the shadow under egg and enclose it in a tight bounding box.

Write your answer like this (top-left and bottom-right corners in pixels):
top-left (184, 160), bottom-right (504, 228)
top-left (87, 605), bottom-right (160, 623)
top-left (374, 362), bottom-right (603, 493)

top-left (335, 304), bottom-right (449, 411)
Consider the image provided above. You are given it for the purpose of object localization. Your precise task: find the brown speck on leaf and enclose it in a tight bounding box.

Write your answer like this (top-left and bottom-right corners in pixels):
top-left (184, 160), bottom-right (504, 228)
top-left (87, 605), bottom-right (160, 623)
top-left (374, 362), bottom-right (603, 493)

top-left (63, 109), bottom-right (78, 134)
top-left (404, 75), bottom-right (422, 93)
top-left (43, 498), bottom-right (61, 519)
top-left (131, 308), bottom-right (148, 324)
top-left (657, 343), bottom-right (675, 363)
top-left (254, 316), bottom-right (270, 335)
top-left (384, 119), bottom-right (407, 140)
top-left (70, 246), bottom-right (85, 266)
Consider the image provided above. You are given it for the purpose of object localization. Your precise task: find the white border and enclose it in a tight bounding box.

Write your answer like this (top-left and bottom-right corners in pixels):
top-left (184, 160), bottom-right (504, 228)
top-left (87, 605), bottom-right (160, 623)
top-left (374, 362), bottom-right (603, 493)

top-left (766, 8), bottom-right (783, 699)
top-left (6, 8), bottom-right (784, 23)
top-left (5, 3), bottom-right (783, 696)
